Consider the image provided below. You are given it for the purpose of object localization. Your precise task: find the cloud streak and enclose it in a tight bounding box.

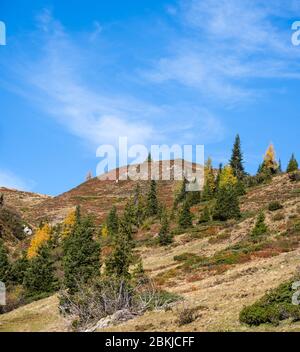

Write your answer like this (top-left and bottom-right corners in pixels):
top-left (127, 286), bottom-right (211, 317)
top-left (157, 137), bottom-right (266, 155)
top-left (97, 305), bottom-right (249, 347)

top-left (142, 0), bottom-right (300, 103)
top-left (1, 9), bottom-right (226, 149)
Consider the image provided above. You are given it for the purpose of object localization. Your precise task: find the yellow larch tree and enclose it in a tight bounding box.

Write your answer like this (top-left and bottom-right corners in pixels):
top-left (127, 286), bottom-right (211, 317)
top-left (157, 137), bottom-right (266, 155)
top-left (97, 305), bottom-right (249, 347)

top-left (27, 223), bottom-right (52, 259)
top-left (219, 165), bottom-right (238, 189)
top-left (263, 143), bottom-right (278, 173)
top-left (61, 209), bottom-right (76, 238)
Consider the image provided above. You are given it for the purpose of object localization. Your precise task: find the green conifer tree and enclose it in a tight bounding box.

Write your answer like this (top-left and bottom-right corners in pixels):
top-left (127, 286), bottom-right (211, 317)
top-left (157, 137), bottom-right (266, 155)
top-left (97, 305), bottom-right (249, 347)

top-left (215, 163), bottom-right (223, 191)
top-left (278, 159), bottom-right (283, 173)
top-left (287, 154), bottom-right (299, 173)
top-left (230, 134), bottom-right (245, 180)
top-left (0, 239), bottom-right (9, 282)
top-left (213, 185), bottom-right (241, 221)
top-left (174, 177), bottom-right (188, 207)
top-left (24, 245), bottom-right (57, 297)
top-left (105, 218), bottom-right (133, 279)
top-left (107, 206), bottom-right (119, 237)
top-left (147, 180), bottom-right (158, 217)
top-left (199, 206), bottom-right (211, 224)
top-left (202, 158), bottom-right (216, 201)
top-left (133, 184), bottom-right (146, 226)
top-left (63, 216), bottom-right (101, 292)
top-left (8, 253), bottom-right (28, 285)
top-left (158, 208), bottom-right (172, 245)
top-left (251, 212), bottom-right (268, 241)
top-left (178, 200), bottom-right (193, 229)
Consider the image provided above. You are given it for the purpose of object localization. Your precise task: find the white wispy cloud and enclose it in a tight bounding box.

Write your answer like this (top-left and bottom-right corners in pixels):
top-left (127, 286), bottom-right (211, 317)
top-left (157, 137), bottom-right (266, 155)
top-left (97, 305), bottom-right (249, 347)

top-left (0, 169), bottom-right (33, 191)
top-left (142, 0), bottom-right (300, 103)
top-left (1, 9), bottom-right (226, 148)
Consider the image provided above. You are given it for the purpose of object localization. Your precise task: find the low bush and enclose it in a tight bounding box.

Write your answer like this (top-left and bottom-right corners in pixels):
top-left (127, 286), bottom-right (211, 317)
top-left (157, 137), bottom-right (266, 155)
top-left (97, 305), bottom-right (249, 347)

top-left (59, 278), bottom-right (180, 331)
top-left (177, 306), bottom-right (198, 326)
top-left (268, 202), bottom-right (283, 212)
top-left (240, 279), bottom-right (300, 326)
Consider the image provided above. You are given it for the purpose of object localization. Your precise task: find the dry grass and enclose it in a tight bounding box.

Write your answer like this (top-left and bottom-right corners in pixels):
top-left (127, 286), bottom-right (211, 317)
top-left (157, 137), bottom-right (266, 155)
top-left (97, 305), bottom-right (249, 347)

top-left (0, 295), bottom-right (67, 332)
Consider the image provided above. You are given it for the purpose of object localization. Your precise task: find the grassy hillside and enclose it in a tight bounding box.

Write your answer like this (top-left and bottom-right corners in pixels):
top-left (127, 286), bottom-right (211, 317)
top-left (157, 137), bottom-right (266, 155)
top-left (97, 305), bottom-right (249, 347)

top-left (1, 173), bottom-right (300, 332)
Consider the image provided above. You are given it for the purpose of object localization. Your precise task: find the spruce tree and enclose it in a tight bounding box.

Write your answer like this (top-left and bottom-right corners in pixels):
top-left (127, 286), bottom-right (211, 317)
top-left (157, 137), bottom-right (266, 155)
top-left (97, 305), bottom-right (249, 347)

top-left (174, 177), bottom-right (188, 207)
top-left (0, 194), bottom-right (4, 207)
top-left (147, 180), bottom-right (158, 216)
top-left (63, 216), bottom-right (101, 292)
top-left (158, 208), bottom-right (172, 245)
top-left (251, 212), bottom-right (268, 241)
top-left (123, 199), bottom-right (137, 227)
top-left (287, 154), bottom-right (299, 173)
top-left (215, 163), bottom-right (223, 191)
top-left (105, 218), bottom-right (133, 279)
top-left (230, 134), bottom-right (245, 180)
top-left (0, 239), bottom-right (9, 282)
top-left (133, 184), bottom-right (146, 226)
top-left (202, 158), bottom-right (216, 201)
top-left (24, 245), bottom-right (57, 297)
top-left (213, 185), bottom-right (241, 221)
top-left (178, 200), bottom-right (193, 229)
top-left (8, 254), bottom-right (28, 285)
top-left (107, 206), bottom-right (119, 236)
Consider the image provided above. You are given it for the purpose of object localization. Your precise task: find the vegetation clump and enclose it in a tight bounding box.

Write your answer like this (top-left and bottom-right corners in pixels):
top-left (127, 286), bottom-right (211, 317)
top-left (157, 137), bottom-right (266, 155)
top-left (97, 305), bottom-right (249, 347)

top-left (268, 201), bottom-right (283, 212)
top-left (240, 279), bottom-right (300, 326)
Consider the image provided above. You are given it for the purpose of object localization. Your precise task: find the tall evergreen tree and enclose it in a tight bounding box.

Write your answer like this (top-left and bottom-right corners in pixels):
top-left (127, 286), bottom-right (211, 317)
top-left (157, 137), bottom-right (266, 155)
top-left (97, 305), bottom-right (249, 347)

top-left (287, 154), bottom-right (299, 173)
top-left (63, 216), bottom-right (100, 292)
top-left (0, 194), bottom-right (4, 207)
top-left (174, 177), bottom-right (188, 207)
top-left (24, 245), bottom-right (57, 297)
top-left (158, 208), bottom-right (172, 245)
top-left (230, 134), bottom-right (245, 180)
top-left (8, 254), bottom-right (28, 285)
top-left (107, 206), bottom-right (119, 236)
top-left (0, 239), bottom-right (9, 282)
top-left (123, 199), bottom-right (137, 227)
top-left (133, 184), bottom-right (146, 226)
top-left (147, 180), bottom-right (158, 216)
top-left (178, 200), bottom-right (193, 229)
top-left (278, 159), bottom-right (283, 173)
top-left (202, 158), bottom-right (216, 201)
top-left (213, 185), bottom-right (241, 221)
top-left (105, 218), bottom-right (133, 279)
top-left (215, 163), bottom-right (223, 191)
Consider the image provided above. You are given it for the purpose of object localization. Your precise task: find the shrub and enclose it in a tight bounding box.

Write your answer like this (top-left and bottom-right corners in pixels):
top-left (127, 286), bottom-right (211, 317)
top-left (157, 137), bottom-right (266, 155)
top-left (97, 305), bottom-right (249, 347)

top-left (289, 171), bottom-right (300, 182)
top-left (250, 212), bottom-right (268, 241)
top-left (268, 201), bottom-right (283, 212)
top-left (240, 279), bottom-right (300, 326)
top-left (59, 278), bottom-right (180, 331)
top-left (177, 306), bottom-right (198, 326)
top-left (199, 206), bottom-right (211, 224)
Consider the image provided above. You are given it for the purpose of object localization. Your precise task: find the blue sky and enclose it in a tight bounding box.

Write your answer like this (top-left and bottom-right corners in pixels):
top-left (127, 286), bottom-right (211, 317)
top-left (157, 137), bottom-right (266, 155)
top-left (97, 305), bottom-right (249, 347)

top-left (1, 0), bottom-right (300, 195)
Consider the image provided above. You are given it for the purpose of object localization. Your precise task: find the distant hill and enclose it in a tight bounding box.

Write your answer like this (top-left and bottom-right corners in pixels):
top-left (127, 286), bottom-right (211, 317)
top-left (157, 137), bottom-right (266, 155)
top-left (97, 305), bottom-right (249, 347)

top-left (26, 160), bottom-right (202, 225)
